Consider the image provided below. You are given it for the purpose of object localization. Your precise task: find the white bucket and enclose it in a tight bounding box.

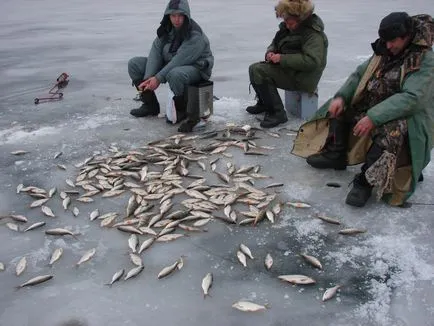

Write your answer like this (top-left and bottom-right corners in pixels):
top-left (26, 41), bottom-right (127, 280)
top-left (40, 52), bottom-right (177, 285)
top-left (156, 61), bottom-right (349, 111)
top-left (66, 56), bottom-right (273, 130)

top-left (165, 88), bottom-right (177, 124)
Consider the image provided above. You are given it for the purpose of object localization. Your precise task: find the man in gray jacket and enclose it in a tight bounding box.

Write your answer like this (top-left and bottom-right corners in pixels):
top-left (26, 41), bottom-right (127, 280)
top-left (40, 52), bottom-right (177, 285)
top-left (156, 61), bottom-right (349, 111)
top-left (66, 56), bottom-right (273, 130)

top-left (128, 0), bottom-right (214, 132)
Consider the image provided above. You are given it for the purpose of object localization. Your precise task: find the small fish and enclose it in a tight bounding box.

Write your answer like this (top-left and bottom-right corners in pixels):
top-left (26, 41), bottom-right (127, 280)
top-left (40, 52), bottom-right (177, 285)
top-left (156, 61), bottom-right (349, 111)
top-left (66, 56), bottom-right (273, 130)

top-left (193, 218), bottom-right (211, 227)
top-left (237, 250), bottom-right (247, 267)
top-left (124, 265), bottom-right (144, 281)
top-left (57, 164), bottom-right (67, 170)
top-left (48, 248), bottom-right (63, 266)
top-left (76, 248), bottom-right (96, 267)
top-left (157, 260), bottom-right (180, 279)
top-left (45, 228), bottom-right (78, 239)
top-left (30, 198), bottom-right (49, 208)
top-left (106, 269), bottom-right (125, 286)
top-left (102, 189), bottom-right (125, 197)
top-left (16, 275), bottom-right (53, 289)
top-left (129, 253), bottom-right (143, 267)
top-left (338, 228), bottom-right (367, 235)
top-left (117, 225), bottom-right (143, 235)
top-left (16, 184), bottom-right (24, 193)
top-left (23, 221), bottom-right (46, 232)
top-left (90, 209), bottom-right (100, 221)
top-left (300, 254), bottom-right (323, 270)
top-left (265, 210), bottom-right (275, 223)
top-left (53, 151), bottom-right (63, 159)
top-left (6, 222), bottom-right (20, 232)
top-left (41, 206), bottom-right (55, 217)
top-left (0, 262), bottom-right (4, 271)
top-left (264, 183), bottom-right (284, 189)
top-left (11, 150), bottom-right (28, 155)
top-left (72, 207), bottom-right (80, 217)
top-left (48, 187), bottom-right (57, 198)
top-left (202, 272), bottom-right (213, 298)
top-left (65, 179), bottom-right (75, 188)
top-left (316, 214), bottom-right (341, 225)
top-left (240, 244), bottom-right (254, 259)
top-left (322, 285), bottom-right (341, 302)
top-left (128, 234), bottom-right (139, 253)
top-left (264, 253), bottom-right (273, 270)
top-left (278, 275), bottom-right (316, 285)
top-left (232, 301), bottom-right (269, 312)
top-left (76, 197), bottom-right (93, 203)
top-left (287, 202), bottom-right (311, 208)
top-left (156, 234), bottom-right (185, 242)
top-left (100, 214), bottom-right (117, 227)
top-left (16, 257), bottom-right (27, 276)
top-left (138, 238), bottom-right (155, 254)
top-left (60, 191), bottom-right (68, 200)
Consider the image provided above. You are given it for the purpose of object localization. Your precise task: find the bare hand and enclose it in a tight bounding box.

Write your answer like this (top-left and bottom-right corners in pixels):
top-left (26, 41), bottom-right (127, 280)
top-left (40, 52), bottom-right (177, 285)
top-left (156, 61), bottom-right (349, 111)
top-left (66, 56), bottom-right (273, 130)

top-left (138, 77), bottom-right (160, 91)
top-left (265, 52), bottom-right (275, 62)
top-left (269, 53), bottom-right (281, 64)
top-left (328, 97), bottom-right (345, 118)
top-left (353, 116), bottom-right (375, 137)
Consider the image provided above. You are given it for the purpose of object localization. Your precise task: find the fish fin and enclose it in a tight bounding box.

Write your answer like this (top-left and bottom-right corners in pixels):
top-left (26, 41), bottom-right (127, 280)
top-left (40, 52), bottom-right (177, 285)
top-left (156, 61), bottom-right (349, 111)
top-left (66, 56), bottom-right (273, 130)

top-left (264, 303), bottom-right (271, 309)
top-left (104, 283), bottom-right (112, 287)
top-left (14, 286), bottom-right (22, 291)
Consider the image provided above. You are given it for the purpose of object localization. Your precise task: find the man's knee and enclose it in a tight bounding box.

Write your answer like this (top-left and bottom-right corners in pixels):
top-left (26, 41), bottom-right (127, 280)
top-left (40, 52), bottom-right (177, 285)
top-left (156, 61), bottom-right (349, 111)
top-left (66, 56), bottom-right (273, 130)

top-left (128, 57), bottom-right (146, 81)
top-left (249, 62), bottom-right (270, 84)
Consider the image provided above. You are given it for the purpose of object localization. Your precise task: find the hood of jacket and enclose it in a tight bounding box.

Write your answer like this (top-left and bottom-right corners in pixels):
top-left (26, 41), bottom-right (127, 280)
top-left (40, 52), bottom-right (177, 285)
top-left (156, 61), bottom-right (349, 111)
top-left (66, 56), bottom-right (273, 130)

top-left (157, 0), bottom-right (194, 39)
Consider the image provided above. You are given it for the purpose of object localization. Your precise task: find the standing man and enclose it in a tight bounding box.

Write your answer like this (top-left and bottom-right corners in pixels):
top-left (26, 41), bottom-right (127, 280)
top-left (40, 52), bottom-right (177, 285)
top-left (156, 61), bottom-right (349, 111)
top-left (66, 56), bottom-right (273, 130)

top-left (128, 0), bottom-right (214, 132)
top-left (293, 13), bottom-right (433, 207)
top-left (246, 0), bottom-right (328, 128)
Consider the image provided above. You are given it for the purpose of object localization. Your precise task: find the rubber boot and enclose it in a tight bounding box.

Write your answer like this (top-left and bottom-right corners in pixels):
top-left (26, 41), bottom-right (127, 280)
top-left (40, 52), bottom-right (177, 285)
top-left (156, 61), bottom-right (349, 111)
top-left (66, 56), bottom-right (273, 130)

top-left (246, 84), bottom-right (267, 114)
top-left (345, 143), bottom-right (383, 207)
top-left (255, 84), bottom-right (288, 128)
top-left (345, 173), bottom-right (373, 207)
top-left (130, 90), bottom-right (160, 117)
top-left (306, 118), bottom-right (349, 170)
top-left (178, 95), bottom-right (200, 133)
top-left (173, 95), bottom-right (188, 123)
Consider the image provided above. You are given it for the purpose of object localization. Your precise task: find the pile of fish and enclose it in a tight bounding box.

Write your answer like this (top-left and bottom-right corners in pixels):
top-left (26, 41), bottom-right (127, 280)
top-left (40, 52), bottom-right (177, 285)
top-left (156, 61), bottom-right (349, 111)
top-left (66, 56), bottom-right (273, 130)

top-left (1, 124), bottom-right (367, 308)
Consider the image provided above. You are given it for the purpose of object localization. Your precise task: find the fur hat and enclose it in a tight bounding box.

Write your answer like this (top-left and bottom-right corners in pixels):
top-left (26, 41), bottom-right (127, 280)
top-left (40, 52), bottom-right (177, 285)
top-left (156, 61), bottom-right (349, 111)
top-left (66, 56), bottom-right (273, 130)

top-left (275, 0), bottom-right (314, 21)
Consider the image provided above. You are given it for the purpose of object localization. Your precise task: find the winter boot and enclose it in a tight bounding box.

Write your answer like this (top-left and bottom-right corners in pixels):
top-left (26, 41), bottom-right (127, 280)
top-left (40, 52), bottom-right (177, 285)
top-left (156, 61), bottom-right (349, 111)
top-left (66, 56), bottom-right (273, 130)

top-left (130, 90), bottom-right (160, 117)
top-left (306, 118), bottom-right (349, 170)
top-left (173, 95), bottom-right (188, 123)
top-left (345, 173), bottom-right (373, 207)
top-left (255, 84), bottom-right (288, 128)
top-left (178, 94), bottom-right (200, 133)
top-left (246, 83), bottom-right (267, 114)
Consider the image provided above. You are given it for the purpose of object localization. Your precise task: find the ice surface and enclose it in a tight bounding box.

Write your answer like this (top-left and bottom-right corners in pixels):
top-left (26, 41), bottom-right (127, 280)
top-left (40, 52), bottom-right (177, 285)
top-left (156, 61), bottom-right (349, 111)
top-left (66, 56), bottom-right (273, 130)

top-left (0, 1), bottom-right (433, 326)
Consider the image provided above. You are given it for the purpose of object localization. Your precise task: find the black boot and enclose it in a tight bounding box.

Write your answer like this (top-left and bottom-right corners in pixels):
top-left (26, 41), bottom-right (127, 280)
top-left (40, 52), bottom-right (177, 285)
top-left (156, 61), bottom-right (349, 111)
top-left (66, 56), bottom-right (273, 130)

top-left (246, 83), bottom-right (267, 114)
top-left (130, 90), bottom-right (160, 117)
top-left (178, 93), bottom-right (200, 133)
top-left (306, 118), bottom-right (348, 170)
top-left (345, 173), bottom-right (373, 207)
top-left (255, 84), bottom-right (288, 128)
top-left (173, 95), bottom-right (188, 123)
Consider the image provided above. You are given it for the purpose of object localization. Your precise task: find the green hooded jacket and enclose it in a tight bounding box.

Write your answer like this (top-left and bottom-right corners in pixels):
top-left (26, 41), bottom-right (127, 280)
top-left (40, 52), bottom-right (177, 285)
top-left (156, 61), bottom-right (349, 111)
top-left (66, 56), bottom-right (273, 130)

top-left (292, 15), bottom-right (434, 205)
top-left (144, 0), bottom-right (214, 83)
top-left (267, 14), bottom-right (328, 93)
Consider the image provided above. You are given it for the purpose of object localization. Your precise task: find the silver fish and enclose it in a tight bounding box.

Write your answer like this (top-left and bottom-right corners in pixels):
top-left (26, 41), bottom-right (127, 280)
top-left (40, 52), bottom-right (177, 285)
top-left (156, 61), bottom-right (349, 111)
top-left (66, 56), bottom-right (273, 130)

top-left (157, 260), bottom-right (180, 279)
top-left (48, 248), bottom-right (63, 266)
top-left (6, 222), bottom-right (20, 232)
top-left (53, 151), bottom-right (63, 159)
top-left (287, 201), bottom-right (311, 208)
top-left (45, 228), bottom-right (78, 239)
top-left (128, 234), bottom-right (139, 253)
top-left (232, 301), bottom-right (269, 312)
top-left (11, 150), bottom-right (28, 155)
top-left (124, 265), bottom-right (144, 281)
top-left (66, 179), bottom-right (75, 188)
top-left (126, 195), bottom-right (138, 217)
top-left (106, 269), bottom-right (125, 286)
top-left (90, 209), bottom-right (100, 221)
top-left (138, 238), bottom-right (155, 254)
top-left (240, 244), bottom-right (254, 259)
top-left (76, 248), bottom-right (96, 267)
top-left (72, 207), bottom-right (80, 217)
top-left (316, 214), bottom-right (341, 225)
top-left (322, 285), bottom-right (341, 302)
top-left (0, 262), bottom-right (4, 271)
top-left (264, 253), bottom-right (273, 270)
top-left (339, 228), bottom-right (367, 235)
top-left (129, 253), bottom-right (143, 267)
top-left (30, 198), bottom-right (49, 208)
top-left (300, 253), bottom-right (323, 270)
top-left (41, 205), bottom-right (55, 217)
top-left (202, 272), bottom-right (213, 298)
top-left (60, 191), bottom-right (68, 200)
top-left (156, 234), bottom-right (185, 242)
top-left (278, 274), bottom-right (316, 285)
top-left (48, 187), bottom-right (57, 198)
top-left (23, 221), bottom-right (46, 232)
top-left (237, 250), bottom-right (247, 267)
top-left (117, 225), bottom-right (143, 235)
top-left (16, 257), bottom-right (27, 276)
top-left (17, 275), bottom-right (53, 289)
top-left (16, 183), bottom-right (24, 193)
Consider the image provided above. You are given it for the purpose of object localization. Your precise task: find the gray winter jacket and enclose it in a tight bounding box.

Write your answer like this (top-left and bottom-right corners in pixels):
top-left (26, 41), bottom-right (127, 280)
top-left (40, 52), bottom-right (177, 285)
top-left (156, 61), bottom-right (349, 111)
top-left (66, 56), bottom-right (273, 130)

top-left (144, 0), bottom-right (214, 83)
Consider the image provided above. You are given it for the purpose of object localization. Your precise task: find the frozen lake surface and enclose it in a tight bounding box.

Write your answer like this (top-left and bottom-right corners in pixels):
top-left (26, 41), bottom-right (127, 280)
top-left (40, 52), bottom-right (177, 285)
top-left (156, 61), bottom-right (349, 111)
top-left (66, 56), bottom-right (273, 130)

top-left (0, 1), bottom-right (433, 326)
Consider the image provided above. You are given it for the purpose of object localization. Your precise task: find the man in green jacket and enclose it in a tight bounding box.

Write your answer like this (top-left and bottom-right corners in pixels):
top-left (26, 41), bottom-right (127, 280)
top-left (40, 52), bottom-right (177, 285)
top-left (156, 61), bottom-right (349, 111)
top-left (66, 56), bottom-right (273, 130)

top-left (293, 13), bottom-right (433, 207)
top-left (128, 0), bottom-right (214, 132)
top-left (246, 0), bottom-right (328, 128)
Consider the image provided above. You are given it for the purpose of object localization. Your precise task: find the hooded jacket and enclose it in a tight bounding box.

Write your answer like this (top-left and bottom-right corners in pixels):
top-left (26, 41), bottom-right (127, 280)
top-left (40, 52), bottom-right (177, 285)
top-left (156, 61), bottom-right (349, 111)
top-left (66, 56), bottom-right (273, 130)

top-left (292, 15), bottom-right (434, 205)
top-left (144, 0), bottom-right (214, 83)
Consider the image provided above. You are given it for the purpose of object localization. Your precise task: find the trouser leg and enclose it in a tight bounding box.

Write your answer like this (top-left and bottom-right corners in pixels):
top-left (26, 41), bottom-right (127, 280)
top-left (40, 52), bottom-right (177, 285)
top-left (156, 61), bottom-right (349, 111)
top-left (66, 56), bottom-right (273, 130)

top-left (128, 57), bottom-right (148, 86)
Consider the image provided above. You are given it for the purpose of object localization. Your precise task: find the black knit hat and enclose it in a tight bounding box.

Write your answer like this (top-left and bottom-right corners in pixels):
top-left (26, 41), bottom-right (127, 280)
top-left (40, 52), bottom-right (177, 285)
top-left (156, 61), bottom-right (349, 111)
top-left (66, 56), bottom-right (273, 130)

top-left (378, 12), bottom-right (412, 41)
